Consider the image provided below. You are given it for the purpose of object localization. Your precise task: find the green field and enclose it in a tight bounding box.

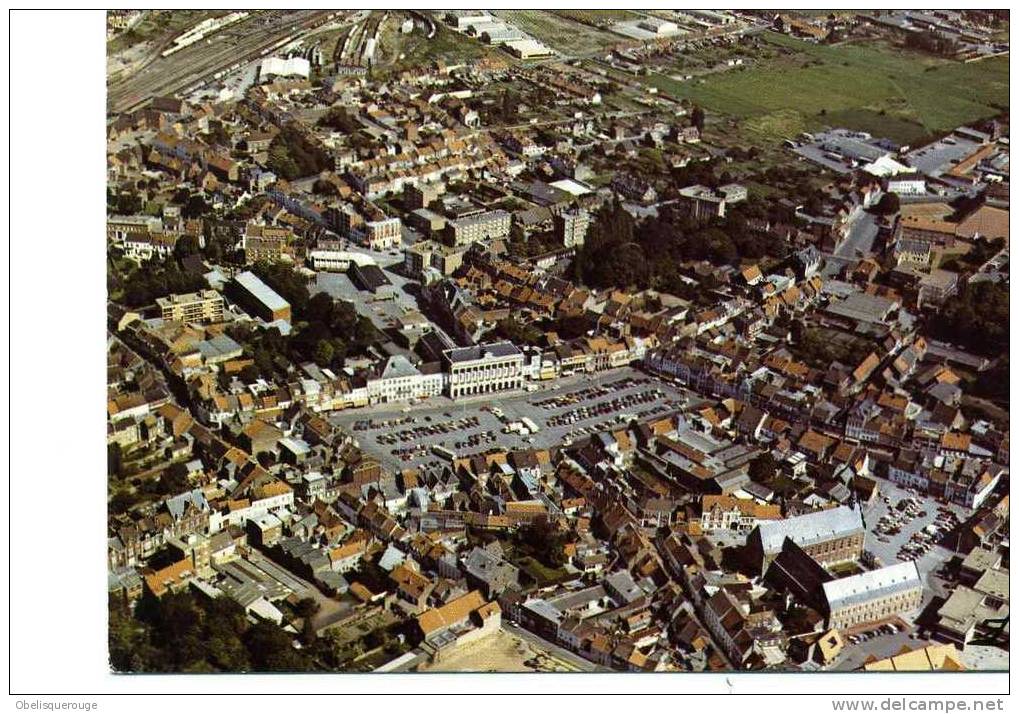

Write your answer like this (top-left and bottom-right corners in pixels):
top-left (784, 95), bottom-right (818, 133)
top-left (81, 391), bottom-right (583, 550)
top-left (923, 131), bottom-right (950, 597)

top-left (646, 32), bottom-right (1009, 144)
top-left (554, 10), bottom-right (641, 28)
top-left (371, 21), bottom-right (497, 79)
top-left (495, 10), bottom-right (623, 55)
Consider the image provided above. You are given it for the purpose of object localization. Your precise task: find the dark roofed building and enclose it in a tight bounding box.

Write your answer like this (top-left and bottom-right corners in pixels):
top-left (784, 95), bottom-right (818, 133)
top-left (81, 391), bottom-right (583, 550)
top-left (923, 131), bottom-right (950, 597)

top-left (350, 263), bottom-right (393, 295)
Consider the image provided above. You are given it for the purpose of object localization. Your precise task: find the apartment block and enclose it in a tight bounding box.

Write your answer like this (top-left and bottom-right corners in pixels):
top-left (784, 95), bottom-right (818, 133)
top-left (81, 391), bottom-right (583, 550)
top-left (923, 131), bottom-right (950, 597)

top-left (446, 209), bottom-right (511, 247)
top-left (156, 290), bottom-right (224, 324)
top-left (555, 208), bottom-right (591, 248)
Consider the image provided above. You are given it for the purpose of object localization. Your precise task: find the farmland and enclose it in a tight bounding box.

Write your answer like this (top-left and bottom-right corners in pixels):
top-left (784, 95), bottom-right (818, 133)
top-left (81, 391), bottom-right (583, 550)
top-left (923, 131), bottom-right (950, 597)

top-left (644, 32), bottom-right (1009, 144)
top-left (494, 10), bottom-right (624, 55)
top-left (375, 21), bottom-right (493, 76)
top-left (553, 10), bottom-right (641, 29)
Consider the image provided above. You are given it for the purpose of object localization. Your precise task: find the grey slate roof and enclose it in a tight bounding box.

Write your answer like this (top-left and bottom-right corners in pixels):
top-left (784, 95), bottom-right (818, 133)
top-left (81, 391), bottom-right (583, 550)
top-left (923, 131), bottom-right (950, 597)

top-left (822, 560), bottom-right (921, 611)
top-left (757, 504), bottom-right (864, 555)
top-left (445, 341), bottom-right (522, 363)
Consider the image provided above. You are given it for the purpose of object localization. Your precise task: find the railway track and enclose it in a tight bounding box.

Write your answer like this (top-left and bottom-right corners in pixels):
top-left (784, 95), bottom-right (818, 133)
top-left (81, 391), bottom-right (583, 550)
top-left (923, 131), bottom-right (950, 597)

top-left (108, 10), bottom-right (333, 115)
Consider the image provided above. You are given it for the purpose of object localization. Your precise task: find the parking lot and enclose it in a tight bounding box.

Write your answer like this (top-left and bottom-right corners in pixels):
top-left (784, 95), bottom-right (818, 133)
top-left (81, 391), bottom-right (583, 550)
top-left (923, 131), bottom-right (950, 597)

top-left (903, 134), bottom-right (983, 177)
top-left (832, 625), bottom-right (935, 671)
top-left (330, 368), bottom-right (692, 472)
top-left (863, 481), bottom-right (968, 582)
top-left (314, 269), bottom-right (415, 335)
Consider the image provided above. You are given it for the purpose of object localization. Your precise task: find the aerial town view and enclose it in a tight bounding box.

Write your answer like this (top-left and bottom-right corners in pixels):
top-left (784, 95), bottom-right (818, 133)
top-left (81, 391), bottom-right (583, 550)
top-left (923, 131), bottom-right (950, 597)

top-left (105, 9), bottom-right (1009, 675)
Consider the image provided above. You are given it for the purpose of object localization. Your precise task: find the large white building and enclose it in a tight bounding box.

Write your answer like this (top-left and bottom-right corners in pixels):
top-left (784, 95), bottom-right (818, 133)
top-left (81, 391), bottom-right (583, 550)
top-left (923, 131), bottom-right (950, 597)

top-left (307, 250), bottom-right (377, 272)
top-left (638, 18), bottom-right (680, 35)
top-left (260, 56), bottom-right (311, 81)
top-left (887, 172), bottom-right (927, 195)
top-left (443, 342), bottom-right (524, 399)
top-left (822, 561), bottom-right (923, 630)
top-left (367, 355), bottom-right (444, 404)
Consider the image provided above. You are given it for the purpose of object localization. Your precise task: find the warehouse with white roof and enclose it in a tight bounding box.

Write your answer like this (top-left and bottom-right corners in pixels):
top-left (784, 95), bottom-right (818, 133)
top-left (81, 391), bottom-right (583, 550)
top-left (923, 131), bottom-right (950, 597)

top-left (260, 56), bottom-right (311, 81)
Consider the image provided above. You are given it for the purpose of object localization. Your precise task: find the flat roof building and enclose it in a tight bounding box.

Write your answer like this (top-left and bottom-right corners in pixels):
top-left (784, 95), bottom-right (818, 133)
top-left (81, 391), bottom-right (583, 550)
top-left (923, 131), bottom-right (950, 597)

top-left (156, 290), bottom-right (224, 324)
top-left (936, 567), bottom-right (1009, 646)
top-left (446, 209), bottom-right (511, 247)
top-left (227, 271), bottom-right (291, 323)
top-left (503, 39), bottom-right (555, 59)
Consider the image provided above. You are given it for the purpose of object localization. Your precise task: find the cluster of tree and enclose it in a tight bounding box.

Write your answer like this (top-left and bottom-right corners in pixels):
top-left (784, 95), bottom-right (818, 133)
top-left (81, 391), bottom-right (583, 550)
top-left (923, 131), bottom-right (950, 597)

top-left (490, 90), bottom-right (519, 124)
top-left (507, 231), bottom-right (561, 259)
top-left (251, 261), bottom-right (312, 317)
top-left (870, 192), bottom-right (900, 216)
top-left (748, 452), bottom-right (778, 483)
top-left (941, 236), bottom-right (1005, 273)
top-left (108, 442), bottom-right (125, 478)
top-left (823, 28), bottom-right (843, 44)
top-left (749, 450), bottom-right (802, 495)
top-left (971, 355), bottom-right (1009, 407)
top-left (171, 189), bottom-right (213, 219)
top-left (926, 281), bottom-right (1008, 357)
top-left (750, 165), bottom-right (818, 204)
top-left (574, 200), bottom-right (787, 293)
top-left (108, 463), bottom-right (194, 516)
top-left (630, 147), bottom-right (668, 177)
top-left (965, 236), bottom-right (1006, 268)
top-left (312, 178), bottom-right (340, 196)
top-left (690, 105), bottom-right (705, 133)
top-left (267, 123), bottom-right (331, 181)
top-left (114, 257), bottom-right (207, 308)
top-left (110, 190), bottom-right (144, 215)
top-left (239, 326), bottom-right (290, 382)
top-left (725, 145), bottom-right (762, 163)
top-left (317, 107), bottom-right (357, 133)
top-left (110, 592), bottom-right (319, 672)
top-left (514, 518), bottom-right (569, 568)
top-left (553, 313), bottom-right (592, 341)
top-left (237, 265), bottom-right (379, 374)
top-left (670, 156), bottom-right (722, 190)
top-left (791, 326), bottom-right (874, 369)
top-left (905, 29), bottom-right (959, 57)
top-left (573, 199), bottom-right (647, 289)
top-left (493, 316), bottom-right (544, 347)
top-left (947, 191), bottom-right (986, 222)
top-left (738, 194), bottom-right (801, 227)
top-left (202, 222), bottom-right (245, 264)
top-left (316, 617), bottom-right (408, 669)
top-left (289, 292), bottom-right (379, 370)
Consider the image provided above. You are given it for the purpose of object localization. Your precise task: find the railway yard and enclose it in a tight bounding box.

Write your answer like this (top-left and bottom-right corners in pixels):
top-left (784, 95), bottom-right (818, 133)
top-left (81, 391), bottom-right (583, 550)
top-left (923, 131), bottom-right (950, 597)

top-left (107, 10), bottom-right (337, 114)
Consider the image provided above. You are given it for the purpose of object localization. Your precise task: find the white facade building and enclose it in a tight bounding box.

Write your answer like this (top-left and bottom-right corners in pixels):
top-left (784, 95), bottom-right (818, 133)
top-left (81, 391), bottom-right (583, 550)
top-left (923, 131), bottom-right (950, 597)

top-left (367, 355), bottom-right (444, 404)
top-left (260, 56), bottom-right (311, 81)
top-left (443, 342), bottom-right (524, 399)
